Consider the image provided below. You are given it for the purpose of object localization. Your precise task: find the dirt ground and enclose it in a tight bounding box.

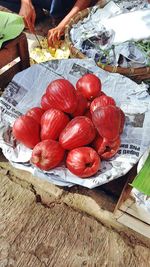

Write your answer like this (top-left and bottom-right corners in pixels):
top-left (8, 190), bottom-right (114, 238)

top-left (0, 169), bottom-right (150, 267)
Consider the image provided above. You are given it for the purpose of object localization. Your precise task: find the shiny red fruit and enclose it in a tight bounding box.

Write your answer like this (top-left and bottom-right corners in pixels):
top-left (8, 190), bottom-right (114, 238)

top-left (46, 79), bottom-right (77, 113)
top-left (66, 147), bottom-right (100, 178)
top-left (90, 95), bottom-right (116, 113)
top-left (71, 92), bottom-right (87, 117)
top-left (59, 116), bottom-right (96, 150)
top-left (76, 73), bottom-right (101, 100)
top-left (92, 105), bottom-right (121, 142)
top-left (41, 94), bottom-right (52, 111)
top-left (31, 139), bottom-right (65, 171)
top-left (26, 107), bottom-right (45, 124)
top-left (92, 134), bottom-right (121, 160)
top-left (41, 108), bottom-right (69, 140)
top-left (12, 115), bottom-right (40, 149)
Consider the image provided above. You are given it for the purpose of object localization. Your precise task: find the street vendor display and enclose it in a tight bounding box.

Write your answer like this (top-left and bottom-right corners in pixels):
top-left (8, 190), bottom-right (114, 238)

top-left (0, 57), bottom-right (149, 212)
top-left (0, 1), bottom-right (149, 213)
top-left (12, 73), bottom-right (125, 177)
top-left (0, 58), bottom-right (149, 189)
top-left (65, 0), bottom-right (150, 81)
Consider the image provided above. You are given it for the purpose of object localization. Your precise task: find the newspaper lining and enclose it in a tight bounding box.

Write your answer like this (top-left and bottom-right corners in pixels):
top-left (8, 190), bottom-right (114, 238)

top-left (0, 58), bottom-right (150, 190)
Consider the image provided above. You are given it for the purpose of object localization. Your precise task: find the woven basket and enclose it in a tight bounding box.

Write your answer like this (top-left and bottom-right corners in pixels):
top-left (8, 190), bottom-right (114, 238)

top-left (65, 0), bottom-right (150, 82)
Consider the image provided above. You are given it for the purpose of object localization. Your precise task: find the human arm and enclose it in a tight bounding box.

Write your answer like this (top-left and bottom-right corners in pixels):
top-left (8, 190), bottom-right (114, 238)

top-left (19, 0), bottom-right (36, 32)
top-left (47, 0), bottom-right (93, 47)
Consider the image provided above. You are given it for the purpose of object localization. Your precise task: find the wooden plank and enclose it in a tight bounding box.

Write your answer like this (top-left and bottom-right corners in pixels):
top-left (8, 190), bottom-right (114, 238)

top-left (120, 198), bottom-right (150, 225)
top-left (116, 211), bottom-right (150, 239)
top-left (0, 33), bottom-right (30, 90)
top-left (17, 33), bottom-right (30, 70)
top-left (0, 61), bottom-right (21, 90)
top-left (114, 164), bottom-right (137, 212)
top-left (0, 34), bottom-right (28, 68)
top-left (0, 46), bottom-right (19, 68)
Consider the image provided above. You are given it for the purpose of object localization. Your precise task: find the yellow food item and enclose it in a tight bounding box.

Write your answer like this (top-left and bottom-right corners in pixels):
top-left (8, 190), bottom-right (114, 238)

top-left (30, 38), bottom-right (70, 63)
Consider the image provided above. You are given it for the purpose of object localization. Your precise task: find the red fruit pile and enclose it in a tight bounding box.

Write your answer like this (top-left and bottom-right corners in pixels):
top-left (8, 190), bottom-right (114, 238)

top-left (12, 74), bottom-right (125, 178)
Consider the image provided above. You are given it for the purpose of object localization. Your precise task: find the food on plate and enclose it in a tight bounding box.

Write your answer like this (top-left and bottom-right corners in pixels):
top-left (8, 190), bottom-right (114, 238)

top-left (12, 74), bottom-right (125, 178)
top-left (41, 108), bottom-right (69, 140)
top-left (12, 115), bottom-right (40, 149)
top-left (31, 139), bottom-right (65, 171)
top-left (26, 107), bottom-right (45, 124)
top-left (92, 104), bottom-right (125, 160)
top-left (59, 116), bottom-right (96, 150)
top-left (92, 105), bottom-right (121, 142)
top-left (46, 79), bottom-right (77, 113)
top-left (30, 38), bottom-right (70, 63)
top-left (66, 147), bottom-right (100, 178)
top-left (76, 73), bottom-right (101, 100)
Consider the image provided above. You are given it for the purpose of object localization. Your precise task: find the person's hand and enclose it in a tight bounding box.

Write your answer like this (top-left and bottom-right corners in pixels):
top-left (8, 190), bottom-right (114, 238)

top-left (47, 25), bottom-right (65, 47)
top-left (19, 0), bottom-right (36, 33)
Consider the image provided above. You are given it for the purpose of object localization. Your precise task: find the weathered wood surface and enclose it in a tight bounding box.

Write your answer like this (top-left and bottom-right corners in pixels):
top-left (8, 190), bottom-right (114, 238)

top-left (0, 172), bottom-right (150, 267)
top-left (0, 33), bottom-right (30, 90)
top-left (114, 198), bottom-right (150, 240)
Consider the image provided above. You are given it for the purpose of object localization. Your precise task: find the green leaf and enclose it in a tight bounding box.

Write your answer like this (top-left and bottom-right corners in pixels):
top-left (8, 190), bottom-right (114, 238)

top-left (131, 153), bottom-right (150, 196)
top-left (0, 11), bottom-right (24, 48)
